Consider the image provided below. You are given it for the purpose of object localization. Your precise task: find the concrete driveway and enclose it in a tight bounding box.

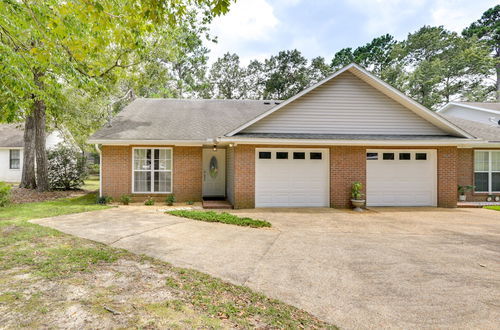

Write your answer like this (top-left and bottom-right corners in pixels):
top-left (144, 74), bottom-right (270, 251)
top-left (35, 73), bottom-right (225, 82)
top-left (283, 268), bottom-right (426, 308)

top-left (33, 207), bottom-right (500, 329)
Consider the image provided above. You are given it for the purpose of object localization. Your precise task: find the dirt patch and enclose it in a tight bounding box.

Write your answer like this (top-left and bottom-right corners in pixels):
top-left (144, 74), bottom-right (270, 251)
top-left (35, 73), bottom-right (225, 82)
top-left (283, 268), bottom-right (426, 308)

top-left (10, 188), bottom-right (85, 204)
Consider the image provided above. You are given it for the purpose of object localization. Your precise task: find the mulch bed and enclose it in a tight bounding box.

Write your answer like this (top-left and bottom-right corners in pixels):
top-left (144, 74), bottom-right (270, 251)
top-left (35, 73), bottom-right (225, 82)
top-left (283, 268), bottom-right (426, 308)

top-left (10, 188), bottom-right (85, 204)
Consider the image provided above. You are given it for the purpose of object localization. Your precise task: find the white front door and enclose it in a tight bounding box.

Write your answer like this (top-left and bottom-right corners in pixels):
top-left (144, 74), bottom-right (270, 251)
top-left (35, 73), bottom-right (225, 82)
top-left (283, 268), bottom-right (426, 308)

top-left (202, 149), bottom-right (226, 197)
top-left (255, 148), bottom-right (330, 207)
top-left (366, 149), bottom-right (437, 206)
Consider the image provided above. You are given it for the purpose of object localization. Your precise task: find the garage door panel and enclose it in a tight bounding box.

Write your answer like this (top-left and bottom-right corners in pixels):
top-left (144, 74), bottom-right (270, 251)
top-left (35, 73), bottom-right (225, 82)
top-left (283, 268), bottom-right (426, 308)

top-left (367, 150), bottom-right (437, 207)
top-left (255, 149), bottom-right (329, 208)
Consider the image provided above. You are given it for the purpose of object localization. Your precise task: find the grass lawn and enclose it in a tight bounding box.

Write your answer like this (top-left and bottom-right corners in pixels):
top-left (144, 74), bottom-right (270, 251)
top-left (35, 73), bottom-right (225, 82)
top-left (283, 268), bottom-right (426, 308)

top-left (484, 206), bottom-right (500, 211)
top-left (0, 193), bottom-right (335, 329)
top-left (82, 174), bottom-right (100, 191)
top-left (167, 210), bottom-right (272, 228)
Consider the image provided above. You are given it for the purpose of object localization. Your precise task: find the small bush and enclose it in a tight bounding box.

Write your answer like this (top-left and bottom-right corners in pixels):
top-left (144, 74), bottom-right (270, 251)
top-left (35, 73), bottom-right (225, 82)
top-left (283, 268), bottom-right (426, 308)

top-left (0, 182), bottom-right (11, 207)
top-left (120, 194), bottom-right (131, 205)
top-left (186, 200), bottom-right (194, 205)
top-left (166, 210), bottom-right (271, 228)
top-left (165, 194), bottom-right (176, 206)
top-left (96, 195), bottom-right (113, 205)
top-left (144, 197), bottom-right (155, 205)
top-left (48, 145), bottom-right (87, 190)
top-left (88, 163), bottom-right (100, 175)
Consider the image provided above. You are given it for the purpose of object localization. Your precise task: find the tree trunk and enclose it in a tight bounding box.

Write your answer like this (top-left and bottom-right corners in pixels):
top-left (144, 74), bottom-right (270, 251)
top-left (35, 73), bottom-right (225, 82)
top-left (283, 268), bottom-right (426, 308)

top-left (20, 113), bottom-right (36, 189)
top-left (33, 70), bottom-right (50, 192)
top-left (33, 98), bottom-right (49, 191)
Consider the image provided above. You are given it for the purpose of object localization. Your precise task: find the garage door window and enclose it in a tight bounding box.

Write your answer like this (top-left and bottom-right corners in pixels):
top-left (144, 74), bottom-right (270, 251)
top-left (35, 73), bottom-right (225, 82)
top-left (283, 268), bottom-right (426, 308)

top-left (383, 153), bottom-right (394, 160)
top-left (399, 153), bottom-right (411, 160)
top-left (416, 153), bottom-right (427, 160)
top-left (367, 152), bottom-right (378, 160)
top-left (259, 152), bottom-right (271, 159)
top-left (310, 152), bottom-right (322, 160)
top-left (293, 152), bottom-right (305, 159)
top-left (276, 152), bottom-right (288, 159)
top-left (475, 151), bottom-right (500, 193)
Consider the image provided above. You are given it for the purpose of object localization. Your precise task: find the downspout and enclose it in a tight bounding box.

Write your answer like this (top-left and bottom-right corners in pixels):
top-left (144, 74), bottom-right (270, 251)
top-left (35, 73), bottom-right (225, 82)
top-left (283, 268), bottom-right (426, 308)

top-left (94, 144), bottom-right (102, 197)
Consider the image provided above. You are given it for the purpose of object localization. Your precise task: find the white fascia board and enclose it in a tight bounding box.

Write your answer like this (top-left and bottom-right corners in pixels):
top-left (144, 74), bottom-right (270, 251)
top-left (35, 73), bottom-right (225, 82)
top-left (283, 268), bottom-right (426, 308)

top-left (218, 136), bottom-right (484, 147)
top-left (437, 102), bottom-right (500, 115)
top-left (87, 139), bottom-right (205, 146)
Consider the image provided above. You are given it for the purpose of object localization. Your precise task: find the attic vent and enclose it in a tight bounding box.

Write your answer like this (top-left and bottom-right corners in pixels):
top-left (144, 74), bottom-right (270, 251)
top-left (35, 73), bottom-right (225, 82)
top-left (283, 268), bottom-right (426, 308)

top-left (263, 101), bottom-right (271, 105)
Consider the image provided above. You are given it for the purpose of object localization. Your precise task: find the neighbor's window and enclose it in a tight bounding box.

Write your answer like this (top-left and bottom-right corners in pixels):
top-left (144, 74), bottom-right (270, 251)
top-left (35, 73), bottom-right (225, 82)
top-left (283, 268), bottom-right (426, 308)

top-left (133, 148), bottom-right (172, 193)
top-left (474, 151), bottom-right (500, 193)
top-left (9, 149), bottom-right (20, 169)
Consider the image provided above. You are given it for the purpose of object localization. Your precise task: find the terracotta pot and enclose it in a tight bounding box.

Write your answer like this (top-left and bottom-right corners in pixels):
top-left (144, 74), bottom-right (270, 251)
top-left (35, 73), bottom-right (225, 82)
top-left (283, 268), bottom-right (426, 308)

top-left (351, 199), bottom-right (365, 212)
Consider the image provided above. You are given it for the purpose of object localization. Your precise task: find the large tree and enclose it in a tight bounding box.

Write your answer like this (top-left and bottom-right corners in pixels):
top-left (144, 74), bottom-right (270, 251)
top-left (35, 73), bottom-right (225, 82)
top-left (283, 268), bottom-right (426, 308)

top-left (209, 53), bottom-right (246, 99)
top-left (0, 0), bottom-right (231, 191)
top-left (463, 5), bottom-right (500, 101)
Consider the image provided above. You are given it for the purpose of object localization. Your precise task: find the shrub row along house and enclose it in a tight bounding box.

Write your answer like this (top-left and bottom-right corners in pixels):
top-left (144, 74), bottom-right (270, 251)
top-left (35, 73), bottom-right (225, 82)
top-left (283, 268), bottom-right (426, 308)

top-left (89, 64), bottom-right (500, 208)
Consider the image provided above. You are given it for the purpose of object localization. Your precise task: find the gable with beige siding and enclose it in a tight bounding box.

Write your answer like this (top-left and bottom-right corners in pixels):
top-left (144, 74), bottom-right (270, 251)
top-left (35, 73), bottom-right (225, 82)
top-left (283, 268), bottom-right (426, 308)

top-left (242, 71), bottom-right (447, 135)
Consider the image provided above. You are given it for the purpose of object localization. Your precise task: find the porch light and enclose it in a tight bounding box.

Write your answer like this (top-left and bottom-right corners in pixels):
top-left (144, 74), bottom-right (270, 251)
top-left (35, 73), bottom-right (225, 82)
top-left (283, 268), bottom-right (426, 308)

top-left (213, 144), bottom-right (217, 151)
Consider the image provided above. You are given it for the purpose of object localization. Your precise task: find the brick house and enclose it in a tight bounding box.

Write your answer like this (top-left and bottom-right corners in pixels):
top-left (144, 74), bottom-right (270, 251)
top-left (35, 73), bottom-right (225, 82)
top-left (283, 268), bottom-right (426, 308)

top-left (89, 64), bottom-right (500, 208)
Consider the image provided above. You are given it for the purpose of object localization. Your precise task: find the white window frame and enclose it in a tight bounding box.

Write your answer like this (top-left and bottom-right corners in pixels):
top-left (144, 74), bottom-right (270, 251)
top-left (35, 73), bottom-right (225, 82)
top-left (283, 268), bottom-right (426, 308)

top-left (132, 147), bottom-right (173, 194)
top-left (9, 149), bottom-right (21, 170)
top-left (474, 150), bottom-right (500, 194)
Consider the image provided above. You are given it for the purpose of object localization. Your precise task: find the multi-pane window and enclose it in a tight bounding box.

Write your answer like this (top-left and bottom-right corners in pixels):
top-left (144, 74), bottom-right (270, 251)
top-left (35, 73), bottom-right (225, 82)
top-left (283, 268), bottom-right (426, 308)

top-left (9, 150), bottom-right (20, 169)
top-left (474, 151), bottom-right (500, 193)
top-left (133, 148), bottom-right (172, 193)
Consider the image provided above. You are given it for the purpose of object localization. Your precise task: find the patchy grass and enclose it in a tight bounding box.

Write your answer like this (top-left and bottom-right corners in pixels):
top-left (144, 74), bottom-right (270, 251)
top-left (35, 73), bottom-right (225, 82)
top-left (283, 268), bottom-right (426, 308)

top-left (484, 206), bottom-right (500, 211)
top-left (82, 175), bottom-right (100, 192)
top-left (0, 194), bottom-right (335, 328)
top-left (167, 210), bottom-right (272, 228)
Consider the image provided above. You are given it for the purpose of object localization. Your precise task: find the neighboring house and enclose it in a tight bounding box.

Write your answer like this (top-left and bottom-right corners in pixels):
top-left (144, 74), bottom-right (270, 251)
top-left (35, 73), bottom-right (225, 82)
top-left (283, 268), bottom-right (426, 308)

top-left (0, 123), bottom-right (65, 182)
top-left (89, 63), bottom-right (500, 208)
top-left (437, 102), bottom-right (500, 125)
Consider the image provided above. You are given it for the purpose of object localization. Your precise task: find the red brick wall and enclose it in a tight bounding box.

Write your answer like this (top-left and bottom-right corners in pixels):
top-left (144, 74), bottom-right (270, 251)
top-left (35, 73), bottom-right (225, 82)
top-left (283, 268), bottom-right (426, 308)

top-left (330, 146), bottom-right (366, 208)
top-left (101, 145), bottom-right (202, 202)
top-left (437, 147), bottom-right (458, 208)
top-left (233, 145), bottom-right (255, 209)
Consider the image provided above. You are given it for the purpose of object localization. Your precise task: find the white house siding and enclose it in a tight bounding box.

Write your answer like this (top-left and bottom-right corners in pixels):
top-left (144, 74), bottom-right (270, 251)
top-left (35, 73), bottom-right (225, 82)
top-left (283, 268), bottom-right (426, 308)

top-left (440, 105), bottom-right (500, 125)
top-left (243, 71), bottom-right (447, 135)
top-left (226, 147), bottom-right (235, 205)
top-left (0, 148), bottom-right (23, 182)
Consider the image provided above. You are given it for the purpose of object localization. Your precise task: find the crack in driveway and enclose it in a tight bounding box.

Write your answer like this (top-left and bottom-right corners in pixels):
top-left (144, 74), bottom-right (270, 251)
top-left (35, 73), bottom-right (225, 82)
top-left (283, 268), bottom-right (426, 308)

top-left (242, 230), bottom-right (282, 286)
top-left (108, 220), bottom-right (185, 245)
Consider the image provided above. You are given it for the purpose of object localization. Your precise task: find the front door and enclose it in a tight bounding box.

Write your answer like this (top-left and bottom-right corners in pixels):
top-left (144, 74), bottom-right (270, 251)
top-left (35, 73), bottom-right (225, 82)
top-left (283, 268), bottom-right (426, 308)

top-left (202, 149), bottom-right (226, 197)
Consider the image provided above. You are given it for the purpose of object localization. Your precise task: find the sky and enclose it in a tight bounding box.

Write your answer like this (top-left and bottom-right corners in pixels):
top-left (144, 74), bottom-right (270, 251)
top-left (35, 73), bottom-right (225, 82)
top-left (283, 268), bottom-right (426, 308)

top-left (206, 0), bottom-right (498, 64)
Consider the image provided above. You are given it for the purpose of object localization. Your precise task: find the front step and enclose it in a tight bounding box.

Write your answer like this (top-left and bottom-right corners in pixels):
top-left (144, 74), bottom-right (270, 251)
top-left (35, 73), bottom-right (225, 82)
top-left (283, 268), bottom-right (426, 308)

top-left (202, 200), bottom-right (233, 209)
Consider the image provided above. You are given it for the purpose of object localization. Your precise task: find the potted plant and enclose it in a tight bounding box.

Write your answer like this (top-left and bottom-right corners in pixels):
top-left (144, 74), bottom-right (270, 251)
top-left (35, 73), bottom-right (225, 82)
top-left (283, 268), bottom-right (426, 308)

top-left (165, 194), bottom-right (176, 206)
top-left (351, 181), bottom-right (365, 212)
top-left (457, 185), bottom-right (474, 201)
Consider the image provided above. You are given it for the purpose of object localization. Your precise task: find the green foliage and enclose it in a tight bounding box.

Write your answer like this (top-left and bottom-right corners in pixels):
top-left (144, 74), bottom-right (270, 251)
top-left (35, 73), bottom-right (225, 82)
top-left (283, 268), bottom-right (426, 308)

top-left (458, 185), bottom-right (474, 195)
top-left (0, 182), bottom-right (12, 207)
top-left (144, 196), bottom-right (155, 206)
top-left (165, 194), bottom-right (176, 206)
top-left (351, 182), bottom-right (364, 200)
top-left (96, 195), bottom-right (113, 205)
top-left (120, 194), bottom-right (131, 205)
top-left (209, 53), bottom-right (246, 99)
top-left (186, 200), bottom-right (195, 205)
top-left (47, 145), bottom-right (88, 190)
top-left (167, 210), bottom-right (271, 228)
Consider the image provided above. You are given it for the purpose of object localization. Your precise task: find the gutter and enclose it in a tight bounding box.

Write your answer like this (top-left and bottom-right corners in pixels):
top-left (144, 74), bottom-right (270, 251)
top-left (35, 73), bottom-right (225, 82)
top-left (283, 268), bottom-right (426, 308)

top-left (94, 144), bottom-right (102, 198)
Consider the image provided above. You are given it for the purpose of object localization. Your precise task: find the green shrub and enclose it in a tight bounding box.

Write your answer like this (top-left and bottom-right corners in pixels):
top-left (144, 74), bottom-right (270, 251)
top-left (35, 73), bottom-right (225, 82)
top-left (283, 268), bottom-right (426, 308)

top-left (0, 182), bottom-right (12, 207)
top-left (144, 197), bottom-right (155, 205)
top-left (166, 210), bottom-right (271, 228)
top-left (48, 145), bottom-right (88, 190)
top-left (88, 163), bottom-right (100, 175)
top-left (120, 194), bottom-right (131, 205)
top-left (96, 195), bottom-right (113, 205)
top-left (185, 200), bottom-right (194, 205)
top-left (165, 194), bottom-right (176, 206)
top-left (351, 181), bottom-right (364, 200)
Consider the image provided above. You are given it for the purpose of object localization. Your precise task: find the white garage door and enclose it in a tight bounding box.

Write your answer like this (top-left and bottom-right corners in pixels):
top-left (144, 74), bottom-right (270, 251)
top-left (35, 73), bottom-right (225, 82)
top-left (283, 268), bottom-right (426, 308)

top-left (366, 149), bottom-right (437, 206)
top-left (255, 148), bottom-right (329, 207)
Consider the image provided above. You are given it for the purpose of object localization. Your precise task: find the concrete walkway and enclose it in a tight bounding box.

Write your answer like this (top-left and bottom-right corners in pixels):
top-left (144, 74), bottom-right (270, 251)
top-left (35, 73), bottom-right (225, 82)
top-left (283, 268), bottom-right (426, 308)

top-left (32, 207), bottom-right (500, 329)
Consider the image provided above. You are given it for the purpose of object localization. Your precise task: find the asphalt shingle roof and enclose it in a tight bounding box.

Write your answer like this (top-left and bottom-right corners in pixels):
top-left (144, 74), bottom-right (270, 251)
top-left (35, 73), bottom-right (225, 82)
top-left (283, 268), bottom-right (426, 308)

top-left (0, 123), bottom-right (24, 147)
top-left (90, 99), bottom-right (278, 141)
top-left (441, 115), bottom-right (500, 142)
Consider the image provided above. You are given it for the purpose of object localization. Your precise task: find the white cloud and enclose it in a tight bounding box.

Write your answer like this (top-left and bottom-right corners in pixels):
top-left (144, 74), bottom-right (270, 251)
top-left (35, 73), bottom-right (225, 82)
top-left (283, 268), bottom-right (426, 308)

top-left (207, 0), bottom-right (279, 64)
top-left (430, 0), bottom-right (496, 32)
